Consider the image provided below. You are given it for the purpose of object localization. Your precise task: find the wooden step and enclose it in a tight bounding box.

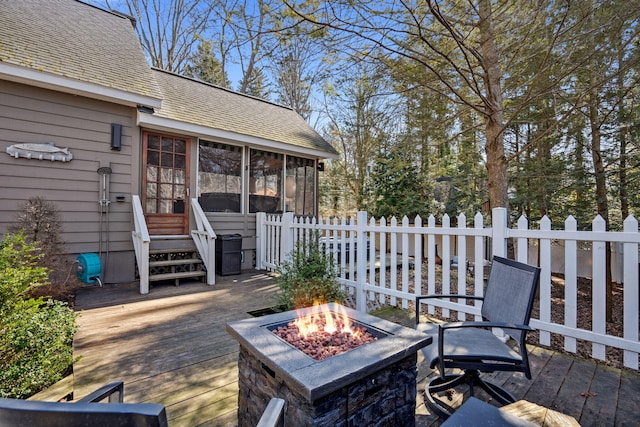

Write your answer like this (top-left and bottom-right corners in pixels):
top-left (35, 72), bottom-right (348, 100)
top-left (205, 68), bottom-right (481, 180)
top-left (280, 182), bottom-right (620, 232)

top-left (148, 270), bottom-right (206, 282)
top-left (149, 235), bottom-right (195, 251)
top-left (149, 248), bottom-right (198, 255)
top-left (149, 258), bottom-right (203, 268)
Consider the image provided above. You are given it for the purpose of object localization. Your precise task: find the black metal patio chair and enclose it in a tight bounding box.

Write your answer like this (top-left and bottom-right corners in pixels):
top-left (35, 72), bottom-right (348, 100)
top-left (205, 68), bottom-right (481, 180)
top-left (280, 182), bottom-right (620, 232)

top-left (0, 381), bottom-right (167, 427)
top-left (415, 256), bottom-right (541, 417)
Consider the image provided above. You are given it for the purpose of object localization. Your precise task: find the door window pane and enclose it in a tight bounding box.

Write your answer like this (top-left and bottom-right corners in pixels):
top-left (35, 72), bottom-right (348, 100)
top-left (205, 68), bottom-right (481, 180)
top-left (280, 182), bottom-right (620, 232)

top-left (147, 135), bottom-right (160, 150)
top-left (146, 182), bottom-right (157, 198)
top-left (161, 152), bottom-right (173, 167)
top-left (147, 150), bottom-right (159, 166)
top-left (160, 184), bottom-right (173, 198)
top-left (160, 167), bottom-right (173, 183)
top-left (144, 132), bottom-right (189, 216)
top-left (175, 169), bottom-right (185, 184)
top-left (162, 137), bottom-right (173, 151)
top-left (175, 154), bottom-right (186, 169)
top-left (175, 139), bottom-right (186, 154)
top-left (147, 166), bottom-right (158, 182)
top-left (146, 198), bottom-right (157, 213)
top-left (198, 141), bottom-right (242, 213)
top-left (159, 200), bottom-right (172, 214)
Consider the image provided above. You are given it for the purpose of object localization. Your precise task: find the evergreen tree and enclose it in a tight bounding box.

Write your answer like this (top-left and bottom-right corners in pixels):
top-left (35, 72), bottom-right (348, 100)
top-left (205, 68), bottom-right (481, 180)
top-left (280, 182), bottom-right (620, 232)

top-left (367, 147), bottom-right (436, 220)
top-left (184, 39), bottom-right (231, 88)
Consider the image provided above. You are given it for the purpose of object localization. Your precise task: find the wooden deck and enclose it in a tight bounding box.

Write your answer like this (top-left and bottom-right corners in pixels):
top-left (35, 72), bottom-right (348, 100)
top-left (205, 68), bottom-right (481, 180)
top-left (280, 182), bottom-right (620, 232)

top-left (73, 272), bottom-right (640, 426)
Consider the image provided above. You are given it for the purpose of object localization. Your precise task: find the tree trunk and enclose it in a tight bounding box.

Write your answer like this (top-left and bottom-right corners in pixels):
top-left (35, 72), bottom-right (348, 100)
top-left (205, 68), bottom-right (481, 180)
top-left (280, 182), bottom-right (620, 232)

top-left (589, 90), bottom-right (613, 321)
top-left (478, 0), bottom-right (508, 212)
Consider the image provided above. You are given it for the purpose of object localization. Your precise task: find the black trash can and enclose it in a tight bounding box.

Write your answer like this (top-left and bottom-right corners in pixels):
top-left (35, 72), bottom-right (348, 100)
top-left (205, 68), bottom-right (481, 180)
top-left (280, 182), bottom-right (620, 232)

top-left (216, 234), bottom-right (242, 276)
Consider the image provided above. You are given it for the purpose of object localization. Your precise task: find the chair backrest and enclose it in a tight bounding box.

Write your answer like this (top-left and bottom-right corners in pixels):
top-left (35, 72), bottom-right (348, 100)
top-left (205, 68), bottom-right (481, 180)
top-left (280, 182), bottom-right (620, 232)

top-left (481, 256), bottom-right (541, 342)
top-left (0, 398), bottom-right (168, 427)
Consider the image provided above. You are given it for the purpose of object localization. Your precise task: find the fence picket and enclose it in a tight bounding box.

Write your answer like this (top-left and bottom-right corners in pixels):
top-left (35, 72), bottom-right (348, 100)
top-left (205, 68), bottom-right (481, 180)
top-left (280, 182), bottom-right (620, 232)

top-left (564, 216), bottom-right (578, 353)
top-left (442, 214), bottom-right (451, 318)
top-left (473, 212), bottom-right (485, 321)
top-left (390, 216), bottom-right (399, 308)
top-left (380, 217), bottom-right (388, 305)
top-left (592, 215), bottom-right (607, 360)
top-left (427, 215), bottom-right (437, 315)
top-left (457, 213), bottom-right (467, 322)
top-left (414, 215), bottom-right (423, 312)
top-left (401, 216), bottom-right (410, 309)
top-left (369, 216), bottom-right (377, 302)
top-left (623, 216), bottom-right (639, 369)
top-left (540, 216), bottom-right (552, 346)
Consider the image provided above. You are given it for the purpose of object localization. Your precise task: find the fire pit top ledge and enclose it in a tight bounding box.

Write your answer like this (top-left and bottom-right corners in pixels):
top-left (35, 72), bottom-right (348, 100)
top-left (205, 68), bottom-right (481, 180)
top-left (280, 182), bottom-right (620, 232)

top-left (226, 302), bottom-right (432, 402)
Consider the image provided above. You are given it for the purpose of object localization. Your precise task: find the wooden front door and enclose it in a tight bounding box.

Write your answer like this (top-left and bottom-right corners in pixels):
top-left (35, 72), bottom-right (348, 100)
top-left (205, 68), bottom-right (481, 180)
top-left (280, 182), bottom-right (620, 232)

top-left (142, 132), bottom-right (189, 235)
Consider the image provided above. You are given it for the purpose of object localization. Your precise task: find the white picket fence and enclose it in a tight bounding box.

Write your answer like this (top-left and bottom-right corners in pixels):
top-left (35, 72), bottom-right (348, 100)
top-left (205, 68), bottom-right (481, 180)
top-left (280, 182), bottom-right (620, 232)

top-left (256, 208), bottom-right (640, 370)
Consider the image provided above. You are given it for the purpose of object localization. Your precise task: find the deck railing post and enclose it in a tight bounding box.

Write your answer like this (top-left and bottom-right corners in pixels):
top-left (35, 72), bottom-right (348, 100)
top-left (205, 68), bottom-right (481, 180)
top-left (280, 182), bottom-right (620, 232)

top-left (256, 212), bottom-right (266, 270)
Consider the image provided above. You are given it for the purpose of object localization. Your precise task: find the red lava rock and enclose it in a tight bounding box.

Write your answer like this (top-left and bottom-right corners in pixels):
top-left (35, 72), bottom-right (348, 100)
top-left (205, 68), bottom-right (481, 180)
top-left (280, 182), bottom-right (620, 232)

top-left (273, 319), bottom-right (377, 360)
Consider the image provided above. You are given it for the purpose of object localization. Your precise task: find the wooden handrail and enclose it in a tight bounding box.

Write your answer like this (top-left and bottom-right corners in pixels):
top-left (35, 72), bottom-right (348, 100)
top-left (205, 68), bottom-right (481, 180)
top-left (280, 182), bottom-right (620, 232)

top-left (131, 195), bottom-right (150, 294)
top-left (190, 198), bottom-right (216, 285)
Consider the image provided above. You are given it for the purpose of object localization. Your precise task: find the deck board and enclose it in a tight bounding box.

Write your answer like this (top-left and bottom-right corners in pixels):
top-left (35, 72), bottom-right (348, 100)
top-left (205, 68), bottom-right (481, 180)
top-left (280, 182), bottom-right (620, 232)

top-left (73, 273), bottom-right (640, 426)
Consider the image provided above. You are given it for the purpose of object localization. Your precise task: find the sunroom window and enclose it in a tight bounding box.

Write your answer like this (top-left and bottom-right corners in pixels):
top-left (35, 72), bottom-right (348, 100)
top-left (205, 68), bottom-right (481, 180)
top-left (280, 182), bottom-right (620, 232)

top-left (286, 156), bottom-right (315, 215)
top-left (198, 141), bottom-right (242, 212)
top-left (249, 150), bottom-right (283, 213)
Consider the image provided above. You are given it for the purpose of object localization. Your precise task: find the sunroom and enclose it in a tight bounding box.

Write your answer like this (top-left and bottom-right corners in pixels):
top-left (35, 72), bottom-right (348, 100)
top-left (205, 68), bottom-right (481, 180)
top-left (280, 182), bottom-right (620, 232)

top-left (132, 69), bottom-right (338, 292)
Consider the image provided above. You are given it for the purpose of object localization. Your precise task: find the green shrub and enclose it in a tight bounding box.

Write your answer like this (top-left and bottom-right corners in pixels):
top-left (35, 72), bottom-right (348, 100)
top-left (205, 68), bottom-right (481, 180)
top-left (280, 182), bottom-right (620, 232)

top-left (0, 232), bottom-right (48, 309)
top-left (0, 232), bottom-right (77, 399)
top-left (0, 299), bottom-right (77, 398)
top-left (275, 234), bottom-right (346, 310)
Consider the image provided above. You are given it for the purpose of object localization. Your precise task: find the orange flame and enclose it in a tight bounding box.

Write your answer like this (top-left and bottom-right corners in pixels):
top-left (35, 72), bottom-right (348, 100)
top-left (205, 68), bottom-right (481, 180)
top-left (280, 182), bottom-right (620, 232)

top-left (293, 304), bottom-right (360, 338)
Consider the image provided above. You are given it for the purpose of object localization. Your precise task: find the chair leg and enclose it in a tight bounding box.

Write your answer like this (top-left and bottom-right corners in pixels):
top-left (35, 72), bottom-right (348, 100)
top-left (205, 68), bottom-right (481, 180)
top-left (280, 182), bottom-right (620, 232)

top-left (476, 378), bottom-right (517, 405)
top-left (425, 370), bottom-right (518, 418)
top-left (425, 374), bottom-right (468, 417)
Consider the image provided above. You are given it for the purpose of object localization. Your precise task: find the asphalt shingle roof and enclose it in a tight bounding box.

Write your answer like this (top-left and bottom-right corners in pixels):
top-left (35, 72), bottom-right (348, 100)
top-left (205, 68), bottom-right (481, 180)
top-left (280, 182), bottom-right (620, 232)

top-left (151, 69), bottom-right (337, 156)
top-left (0, 0), bottom-right (335, 156)
top-left (0, 0), bottom-right (162, 101)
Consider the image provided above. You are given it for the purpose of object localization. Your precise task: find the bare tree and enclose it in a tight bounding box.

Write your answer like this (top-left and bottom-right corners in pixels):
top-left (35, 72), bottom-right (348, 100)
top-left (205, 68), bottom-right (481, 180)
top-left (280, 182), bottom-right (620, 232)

top-left (104, 0), bottom-right (214, 73)
top-left (283, 0), bottom-right (627, 214)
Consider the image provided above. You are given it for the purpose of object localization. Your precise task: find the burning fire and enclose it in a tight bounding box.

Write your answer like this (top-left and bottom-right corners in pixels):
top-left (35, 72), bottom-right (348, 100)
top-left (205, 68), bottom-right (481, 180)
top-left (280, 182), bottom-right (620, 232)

top-left (272, 304), bottom-right (377, 360)
top-left (292, 304), bottom-right (360, 338)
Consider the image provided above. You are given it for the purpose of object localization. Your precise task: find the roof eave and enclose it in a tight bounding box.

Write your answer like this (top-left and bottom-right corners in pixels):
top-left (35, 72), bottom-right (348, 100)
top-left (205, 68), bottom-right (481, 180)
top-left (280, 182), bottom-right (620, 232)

top-left (137, 112), bottom-right (339, 160)
top-left (0, 62), bottom-right (162, 109)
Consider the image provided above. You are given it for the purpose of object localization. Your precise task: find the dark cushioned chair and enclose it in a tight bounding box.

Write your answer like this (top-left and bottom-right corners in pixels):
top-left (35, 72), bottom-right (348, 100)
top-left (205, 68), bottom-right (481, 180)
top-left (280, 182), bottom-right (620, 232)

top-left (0, 381), bottom-right (167, 427)
top-left (416, 256), bottom-right (541, 417)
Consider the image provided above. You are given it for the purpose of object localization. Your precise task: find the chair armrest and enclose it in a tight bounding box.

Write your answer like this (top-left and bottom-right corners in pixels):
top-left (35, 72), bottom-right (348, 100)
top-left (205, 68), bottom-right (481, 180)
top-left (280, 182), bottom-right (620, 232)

top-left (415, 295), bottom-right (484, 324)
top-left (257, 398), bottom-right (285, 427)
top-left (77, 381), bottom-right (124, 403)
top-left (440, 321), bottom-right (534, 332)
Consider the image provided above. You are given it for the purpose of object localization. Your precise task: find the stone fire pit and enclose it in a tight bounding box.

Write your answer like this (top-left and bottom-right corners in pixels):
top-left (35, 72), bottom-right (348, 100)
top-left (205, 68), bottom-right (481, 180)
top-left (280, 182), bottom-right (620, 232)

top-left (226, 302), bottom-right (432, 427)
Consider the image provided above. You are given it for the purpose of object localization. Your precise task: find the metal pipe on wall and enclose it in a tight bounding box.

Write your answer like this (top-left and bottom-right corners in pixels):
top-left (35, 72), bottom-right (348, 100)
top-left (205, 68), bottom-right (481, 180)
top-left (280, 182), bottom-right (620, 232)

top-left (97, 166), bottom-right (112, 281)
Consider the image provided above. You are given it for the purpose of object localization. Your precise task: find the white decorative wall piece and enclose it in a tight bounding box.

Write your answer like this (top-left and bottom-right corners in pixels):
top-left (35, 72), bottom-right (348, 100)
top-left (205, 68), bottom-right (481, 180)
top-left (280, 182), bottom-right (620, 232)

top-left (5, 142), bottom-right (73, 162)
